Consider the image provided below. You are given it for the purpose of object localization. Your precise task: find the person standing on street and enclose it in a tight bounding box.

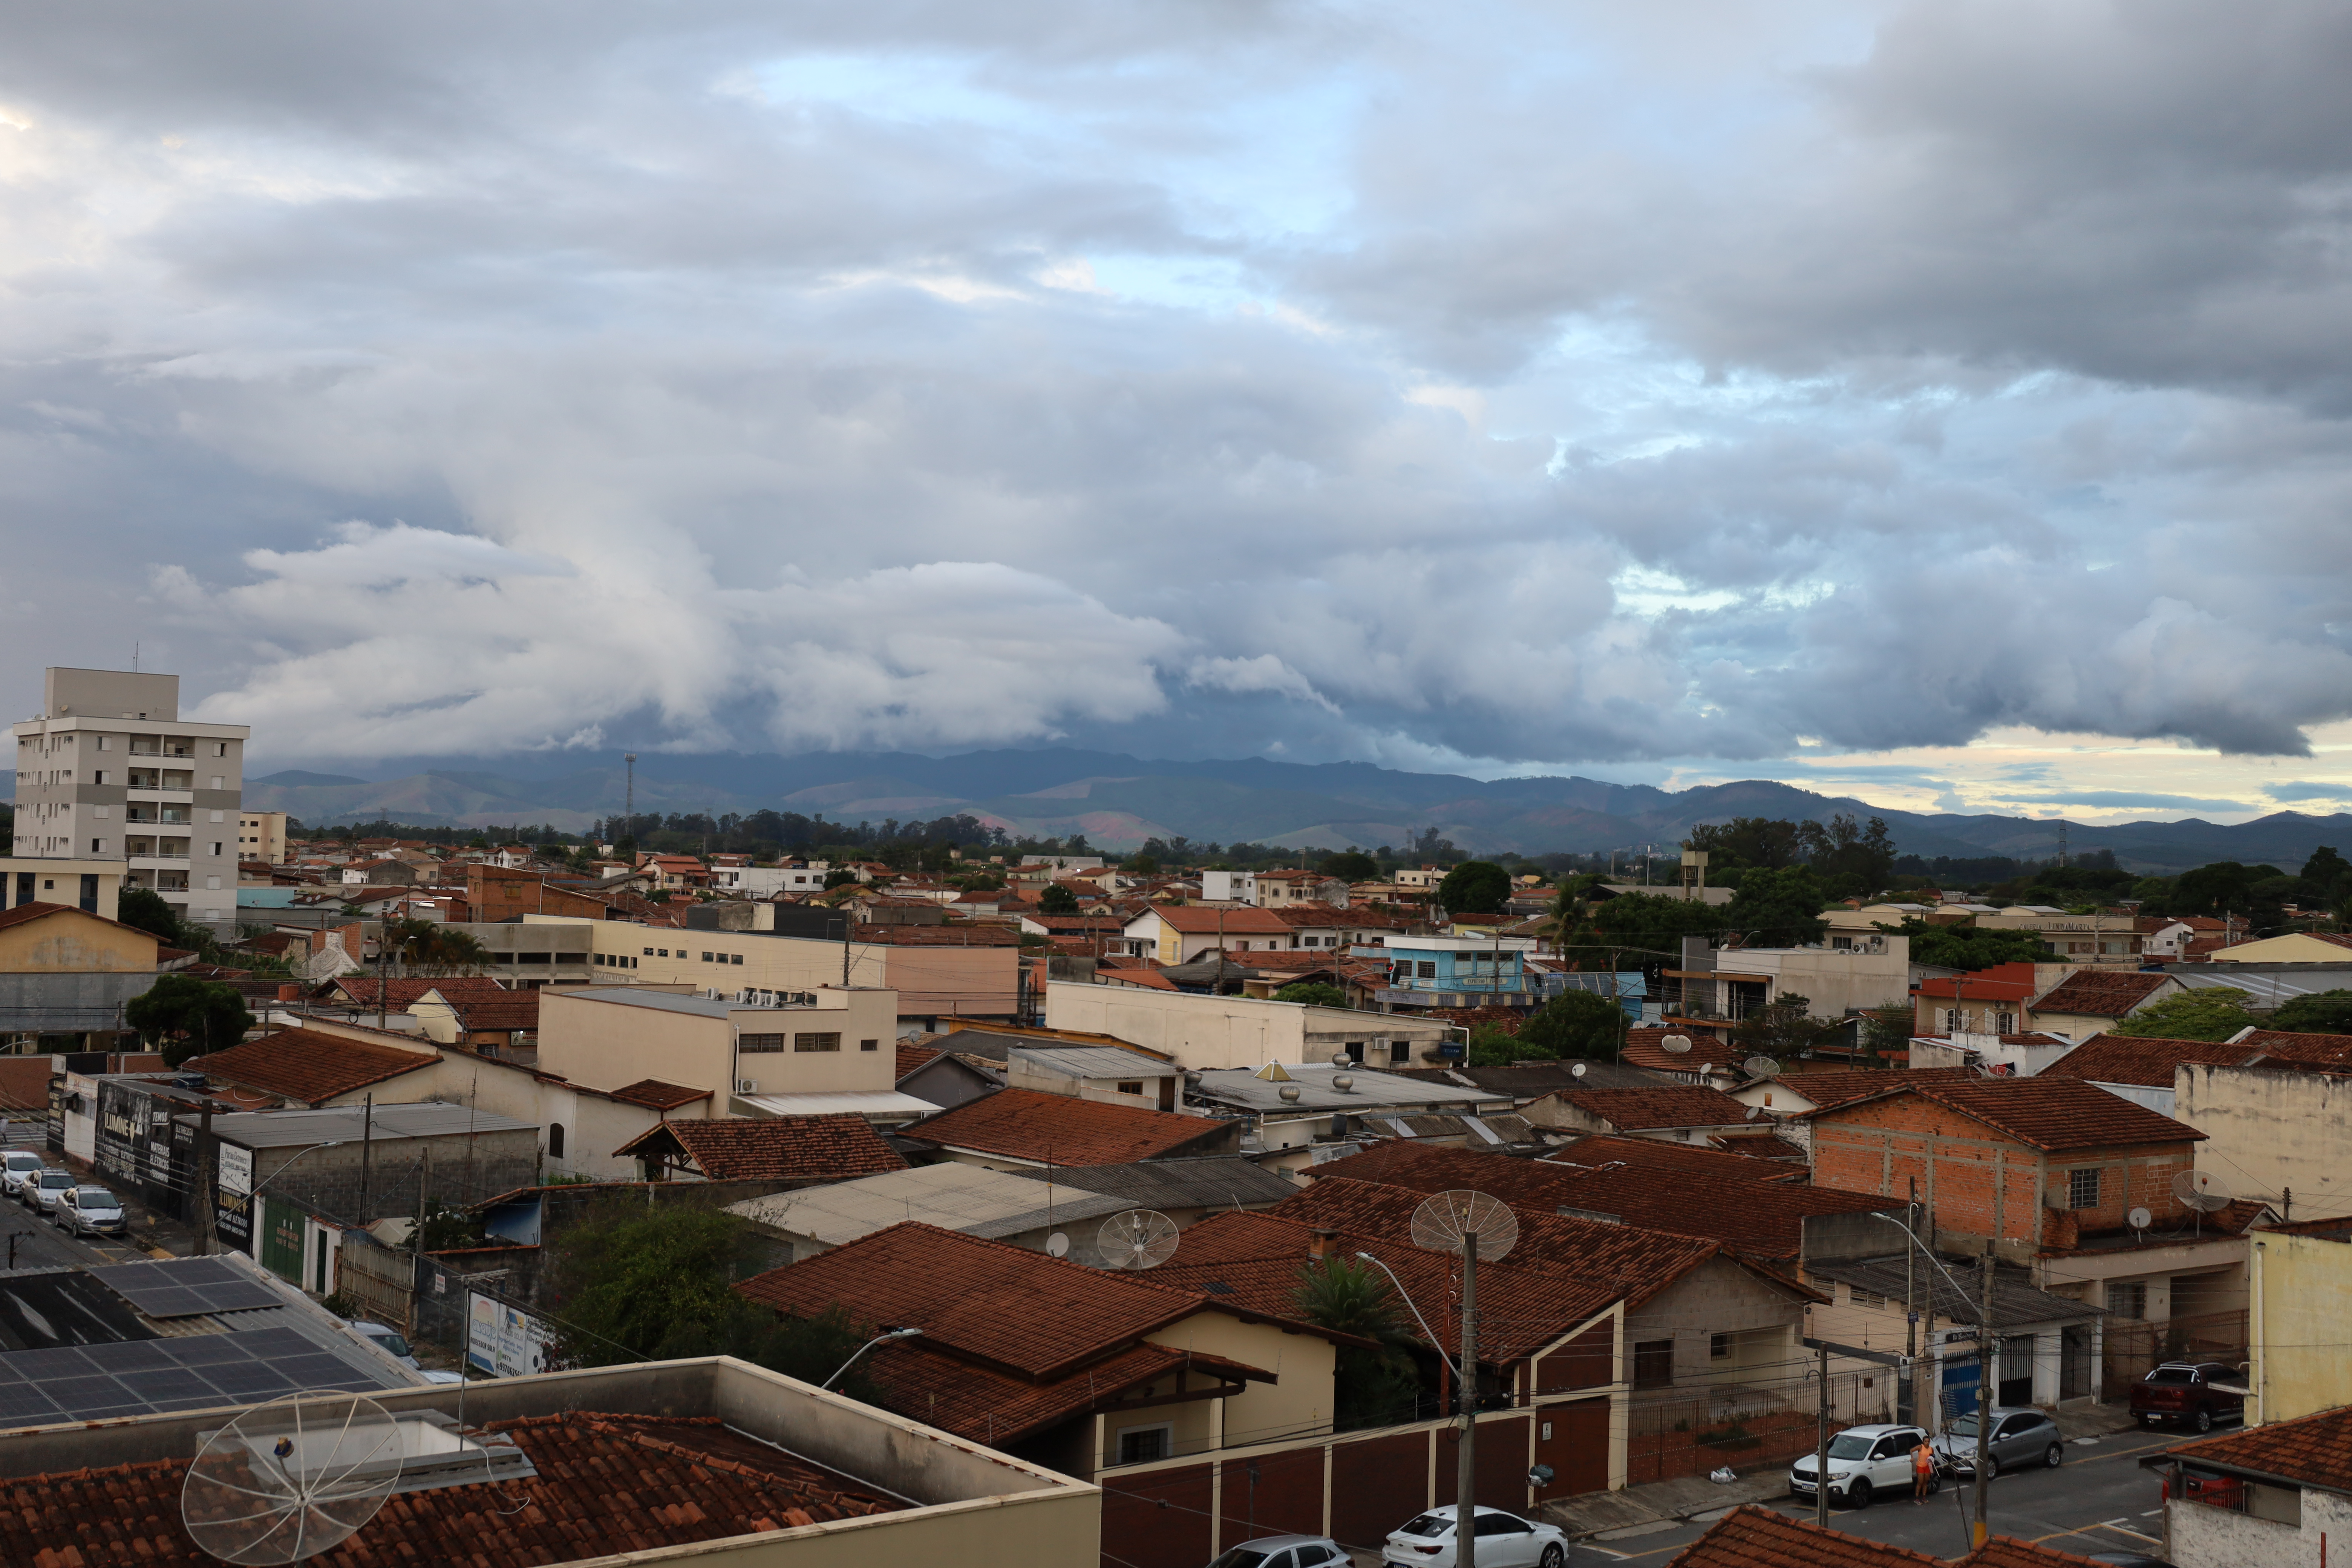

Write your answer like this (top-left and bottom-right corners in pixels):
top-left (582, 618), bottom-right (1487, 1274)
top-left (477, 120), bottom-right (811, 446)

top-left (1913, 1435), bottom-right (1937, 1504)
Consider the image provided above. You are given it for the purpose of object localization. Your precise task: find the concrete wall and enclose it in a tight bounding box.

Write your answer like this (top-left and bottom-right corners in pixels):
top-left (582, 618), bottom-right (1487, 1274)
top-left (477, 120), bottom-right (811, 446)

top-left (1621, 1257), bottom-right (1814, 1417)
top-left (231, 1125), bottom-right (543, 1223)
top-left (579, 917), bottom-right (1018, 1020)
top-left (0, 908), bottom-right (156, 973)
top-left (1142, 1309), bottom-right (1338, 1460)
top-left (1043, 982), bottom-right (1449, 1071)
top-left (2167, 1486), bottom-right (2352, 1568)
top-left (1714, 939), bottom-right (1911, 1019)
top-left (2250, 1231), bottom-right (2352, 1424)
top-left (2175, 1063), bottom-right (2351, 1216)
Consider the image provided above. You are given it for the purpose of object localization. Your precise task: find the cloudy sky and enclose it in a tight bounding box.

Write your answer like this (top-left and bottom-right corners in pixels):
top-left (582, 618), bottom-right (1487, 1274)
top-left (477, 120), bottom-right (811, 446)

top-left (5, 0), bottom-right (2351, 822)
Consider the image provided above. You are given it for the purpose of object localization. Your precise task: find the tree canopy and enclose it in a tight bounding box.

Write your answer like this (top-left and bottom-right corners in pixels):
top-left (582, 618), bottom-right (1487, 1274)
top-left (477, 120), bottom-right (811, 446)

top-left (1292, 1254), bottom-right (1421, 1429)
top-left (1320, 850), bottom-right (1379, 882)
top-left (1876, 918), bottom-right (2053, 970)
top-left (1037, 882), bottom-right (1082, 914)
top-left (1724, 866), bottom-right (1829, 947)
top-left (124, 975), bottom-right (253, 1067)
top-left (1514, 989), bottom-right (1628, 1060)
top-left (115, 886), bottom-right (186, 945)
top-left (1272, 982), bottom-right (1349, 1009)
top-left (1572, 890), bottom-right (1724, 964)
top-left (1436, 860), bottom-right (1511, 914)
top-left (2266, 988), bottom-right (2352, 1036)
top-left (2112, 987), bottom-right (2261, 1043)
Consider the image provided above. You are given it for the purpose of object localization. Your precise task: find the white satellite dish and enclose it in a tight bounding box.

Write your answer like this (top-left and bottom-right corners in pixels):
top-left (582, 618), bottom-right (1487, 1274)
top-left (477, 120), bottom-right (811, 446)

top-left (1570, 1061), bottom-right (1587, 1078)
top-left (181, 1390), bottom-right (402, 1564)
top-left (2173, 1169), bottom-right (2233, 1212)
top-left (1099, 1209), bottom-right (1180, 1270)
top-left (2128, 1206), bottom-right (2153, 1237)
top-left (1743, 1055), bottom-right (1780, 1080)
top-left (1660, 1034), bottom-right (1693, 1055)
top-left (1045, 1231), bottom-right (1070, 1258)
top-left (1409, 1190), bottom-right (1519, 1263)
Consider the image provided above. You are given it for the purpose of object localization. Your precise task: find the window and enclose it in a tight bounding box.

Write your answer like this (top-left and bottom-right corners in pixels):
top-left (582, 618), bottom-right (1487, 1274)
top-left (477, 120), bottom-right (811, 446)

top-left (1116, 1424), bottom-right (1171, 1465)
top-left (860, 1038), bottom-right (879, 1052)
top-left (701, 952), bottom-right (714, 962)
top-left (2105, 1281), bottom-right (2147, 1319)
top-left (1634, 1340), bottom-right (1674, 1389)
top-left (1418, 960), bottom-right (1437, 978)
top-left (2069, 1168), bottom-right (2102, 1209)
top-left (793, 1032), bottom-right (842, 1053)
top-left (657, 948), bottom-right (669, 957)
top-left (739, 1034), bottom-right (786, 1053)
top-left (643, 947), bottom-right (654, 956)
top-left (1116, 1080), bottom-right (1144, 1095)
top-left (210, 842), bottom-right (224, 856)
top-left (90, 839), bottom-right (105, 854)
top-left (730, 953), bottom-right (743, 965)
top-left (1389, 1041), bottom-right (1410, 1064)
top-left (1850, 1286), bottom-right (1888, 1309)
top-left (548, 1123), bottom-right (566, 1158)
top-left (1995, 1011), bottom-right (2017, 1034)
top-left (1709, 1332), bottom-right (1730, 1360)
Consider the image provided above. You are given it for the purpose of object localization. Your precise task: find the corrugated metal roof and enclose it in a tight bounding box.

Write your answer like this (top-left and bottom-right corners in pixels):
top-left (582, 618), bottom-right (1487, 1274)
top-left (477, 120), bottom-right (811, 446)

top-left (998, 1156), bottom-right (1300, 1210)
top-left (738, 1090), bottom-right (939, 1118)
top-left (727, 1163), bottom-right (1132, 1247)
top-left (189, 1101), bottom-right (535, 1147)
top-left (1189, 1063), bottom-right (1507, 1113)
top-left (1008, 1045), bottom-right (1179, 1080)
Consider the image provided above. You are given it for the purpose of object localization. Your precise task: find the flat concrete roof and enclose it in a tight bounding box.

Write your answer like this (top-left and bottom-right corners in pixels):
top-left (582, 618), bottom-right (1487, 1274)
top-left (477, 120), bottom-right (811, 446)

top-left (729, 1162), bottom-right (1131, 1246)
top-left (188, 1102), bottom-right (536, 1148)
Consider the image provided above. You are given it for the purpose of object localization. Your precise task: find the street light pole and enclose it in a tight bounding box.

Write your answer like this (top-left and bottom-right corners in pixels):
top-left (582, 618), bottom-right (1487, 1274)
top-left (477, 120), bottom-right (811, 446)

top-left (1458, 1231), bottom-right (1479, 1568)
top-left (822, 1326), bottom-right (922, 1391)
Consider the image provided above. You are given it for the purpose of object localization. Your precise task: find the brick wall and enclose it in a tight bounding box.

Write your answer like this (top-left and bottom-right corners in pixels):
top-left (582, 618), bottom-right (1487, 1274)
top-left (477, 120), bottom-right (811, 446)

top-left (1810, 1094), bottom-right (2196, 1254)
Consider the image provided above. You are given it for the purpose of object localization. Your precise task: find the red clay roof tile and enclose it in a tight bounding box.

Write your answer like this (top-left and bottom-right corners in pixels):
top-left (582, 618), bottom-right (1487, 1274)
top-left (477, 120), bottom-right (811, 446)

top-left (193, 1026), bottom-right (437, 1106)
top-left (615, 1113), bottom-right (905, 1180)
top-left (2162, 1401), bottom-right (2352, 1490)
top-left (1666, 1505), bottom-right (2110, 1568)
top-left (606, 1078), bottom-right (714, 1111)
top-left (2041, 1033), bottom-right (2263, 1087)
top-left (902, 1087), bottom-right (1231, 1165)
top-left (2032, 969), bottom-right (2176, 1018)
top-left (863, 1338), bottom-right (1269, 1448)
top-left (1805, 1074), bottom-right (2203, 1152)
top-left (1550, 1084), bottom-right (1756, 1130)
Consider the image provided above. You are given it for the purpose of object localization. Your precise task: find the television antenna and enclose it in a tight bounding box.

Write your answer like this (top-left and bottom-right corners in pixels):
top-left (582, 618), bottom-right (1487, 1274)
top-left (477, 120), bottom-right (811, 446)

top-left (1660, 1034), bottom-right (1692, 1055)
top-left (181, 1390), bottom-right (402, 1564)
top-left (1409, 1191), bottom-right (1516, 1568)
top-left (2173, 1170), bottom-right (2233, 1236)
top-left (1098, 1209), bottom-right (1179, 1270)
top-left (1743, 1055), bottom-right (1780, 1080)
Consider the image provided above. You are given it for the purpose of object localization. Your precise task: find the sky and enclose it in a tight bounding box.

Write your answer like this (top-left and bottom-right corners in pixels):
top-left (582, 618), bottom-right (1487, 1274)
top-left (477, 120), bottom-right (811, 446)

top-left (4, 1), bottom-right (2352, 824)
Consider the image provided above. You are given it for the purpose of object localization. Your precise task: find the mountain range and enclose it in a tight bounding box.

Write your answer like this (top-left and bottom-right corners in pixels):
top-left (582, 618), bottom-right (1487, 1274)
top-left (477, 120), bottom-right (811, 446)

top-left (239, 749), bottom-right (2352, 875)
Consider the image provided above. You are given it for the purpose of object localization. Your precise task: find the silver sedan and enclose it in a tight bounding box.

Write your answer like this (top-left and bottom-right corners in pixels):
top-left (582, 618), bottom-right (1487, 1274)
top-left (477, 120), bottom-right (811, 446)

top-left (1933, 1407), bottom-right (2066, 1479)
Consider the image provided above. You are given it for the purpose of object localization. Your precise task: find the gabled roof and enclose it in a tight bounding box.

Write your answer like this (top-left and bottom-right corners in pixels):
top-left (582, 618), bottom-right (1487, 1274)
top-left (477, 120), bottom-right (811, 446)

top-left (614, 1113), bottom-right (906, 1181)
top-left (1619, 1027), bottom-right (1735, 1075)
top-left (862, 1337), bottom-right (1271, 1448)
top-left (0, 900), bottom-right (157, 942)
top-left (900, 1087), bottom-right (1232, 1166)
top-left (1551, 1084), bottom-right (1758, 1130)
top-left (1915, 962), bottom-right (2039, 1001)
top-left (1000, 1155), bottom-right (1303, 1211)
top-left (737, 1221), bottom-right (1211, 1381)
top-left (192, 1026), bottom-right (437, 1106)
top-left (2041, 1033), bottom-right (2262, 1087)
top-left (326, 974), bottom-right (507, 1009)
top-left (1664, 1506), bottom-right (2111, 1568)
top-left (2236, 1028), bottom-right (2352, 1073)
top-left (436, 992), bottom-right (541, 1032)
top-left (1758, 1066), bottom-right (1977, 1112)
top-left (2162, 1401), bottom-right (2352, 1494)
top-left (2032, 969), bottom-right (2176, 1017)
top-left (1803, 1074), bottom-right (2204, 1152)
top-left (1133, 905), bottom-right (1294, 935)
top-left (605, 1078), bottom-right (713, 1111)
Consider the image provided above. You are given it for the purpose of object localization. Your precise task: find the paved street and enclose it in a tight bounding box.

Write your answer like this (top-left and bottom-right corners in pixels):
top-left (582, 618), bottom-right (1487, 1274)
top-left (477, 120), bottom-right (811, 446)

top-left (1573, 1430), bottom-right (2182, 1564)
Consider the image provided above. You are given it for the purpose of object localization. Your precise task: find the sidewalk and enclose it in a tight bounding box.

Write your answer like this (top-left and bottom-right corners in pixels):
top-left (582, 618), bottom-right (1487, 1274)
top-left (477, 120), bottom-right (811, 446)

top-left (1537, 1403), bottom-right (2147, 1542)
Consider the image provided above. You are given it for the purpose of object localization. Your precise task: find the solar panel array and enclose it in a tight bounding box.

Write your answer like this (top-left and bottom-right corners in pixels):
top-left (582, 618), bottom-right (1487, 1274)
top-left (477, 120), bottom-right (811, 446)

top-left (0, 1327), bottom-right (386, 1428)
top-left (89, 1257), bottom-right (280, 1319)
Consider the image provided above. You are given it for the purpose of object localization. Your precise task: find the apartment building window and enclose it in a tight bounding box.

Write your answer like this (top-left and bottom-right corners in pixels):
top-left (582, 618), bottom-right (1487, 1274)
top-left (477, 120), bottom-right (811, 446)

top-left (515, 952), bottom-right (551, 966)
top-left (89, 839), bottom-right (105, 854)
top-left (2069, 1168), bottom-right (2102, 1209)
top-left (2105, 1281), bottom-right (2147, 1319)
top-left (1995, 1011), bottom-right (2017, 1034)
top-left (739, 1034), bottom-right (786, 1053)
top-left (793, 1032), bottom-right (842, 1053)
top-left (1634, 1340), bottom-right (1675, 1389)
top-left (860, 1039), bottom-right (879, 1052)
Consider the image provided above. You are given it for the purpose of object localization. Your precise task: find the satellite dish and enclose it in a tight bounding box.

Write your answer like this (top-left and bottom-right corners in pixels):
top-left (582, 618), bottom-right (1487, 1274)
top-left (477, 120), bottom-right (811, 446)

top-left (1409, 1190), bottom-right (1519, 1262)
top-left (1099, 1209), bottom-right (1180, 1270)
top-left (181, 1390), bottom-right (402, 1564)
top-left (1570, 1061), bottom-right (1587, 1078)
top-left (1045, 1231), bottom-right (1070, 1258)
top-left (2173, 1170), bottom-right (2233, 1212)
top-left (1744, 1055), bottom-right (1780, 1079)
top-left (1660, 1034), bottom-right (1692, 1055)
top-left (2128, 1207), bottom-right (2153, 1234)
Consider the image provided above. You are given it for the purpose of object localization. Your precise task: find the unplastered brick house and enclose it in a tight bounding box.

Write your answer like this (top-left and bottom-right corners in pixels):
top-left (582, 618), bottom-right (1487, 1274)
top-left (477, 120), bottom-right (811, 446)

top-left (1801, 1075), bottom-right (2207, 1263)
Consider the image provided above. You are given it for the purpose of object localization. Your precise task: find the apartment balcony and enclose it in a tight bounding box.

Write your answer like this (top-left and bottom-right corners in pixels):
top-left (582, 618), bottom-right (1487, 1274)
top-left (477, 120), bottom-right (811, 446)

top-left (125, 786), bottom-right (194, 804)
top-left (126, 742), bottom-right (195, 759)
top-left (123, 809), bottom-right (192, 827)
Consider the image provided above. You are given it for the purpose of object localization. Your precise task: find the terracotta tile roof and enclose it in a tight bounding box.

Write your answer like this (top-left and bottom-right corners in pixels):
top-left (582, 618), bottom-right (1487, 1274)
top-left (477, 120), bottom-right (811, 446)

top-left (896, 1042), bottom-right (943, 1078)
top-left (1618, 1028), bottom-right (1735, 1074)
top-left (2238, 1029), bottom-right (2352, 1072)
top-left (1551, 1084), bottom-right (1757, 1130)
top-left (1139, 905), bottom-right (1295, 934)
top-left (442, 993), bottom-right (541, 1032)
top-left (193, 1026), bottom-right (437, 1106)
top-left (326, 974), bottom-right (508, 1009)
top-left (1154, 1208), bottom-right (1620, 1363)
top-left (2041, 1033), bottom-right (2262, 1087)
top-left (0, 900), bottom-right (155, 940)
top-left (2163, 1400), bottom-right (2352, 1490)
top-left (0, 1411), bottom-right (899, 1566)
top-left (863, 1337), bottom-right (1270, 1448)
top-left (1309, 1138), bottom-right (1890, 1260)
top-left (901, 1087), bottom-right (1233, 1165)
top-left (738, 1222), bottom-right (1207, 1380)
top-left (606, 1078), bottom-right (714, 1111)
top-left (1271, 906), bottom-right (1404, 928)
top-left (1665, 1505), bottom-right (2105, 1568)
top-left (1808, 1073), bottom-right (2204, 1152)
top-left (2032, 969), bottom-right (2176, 1018)
top-left (1706, 1131), bottom-right (1807, 1160)
top-left (616, 1114), bottom-right (907, 1181)
top-left (1765, 1066), bottom-right (1977, 1112)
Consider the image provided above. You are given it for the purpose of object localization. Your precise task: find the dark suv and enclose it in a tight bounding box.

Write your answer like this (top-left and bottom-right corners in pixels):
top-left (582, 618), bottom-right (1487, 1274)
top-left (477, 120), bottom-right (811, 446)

top-left (2131, 1360), bottom-right (2245, 1432)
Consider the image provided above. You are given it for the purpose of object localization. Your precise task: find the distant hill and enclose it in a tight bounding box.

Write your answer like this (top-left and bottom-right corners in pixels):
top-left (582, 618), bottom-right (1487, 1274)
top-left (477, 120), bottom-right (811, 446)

top-left (240, 750), bottom-right (2352, 874)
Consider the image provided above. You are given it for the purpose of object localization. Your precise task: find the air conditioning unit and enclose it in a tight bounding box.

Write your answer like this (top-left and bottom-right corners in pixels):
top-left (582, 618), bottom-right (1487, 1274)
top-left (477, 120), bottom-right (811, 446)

top-left (736, 1079), bottom-right (759, 1095)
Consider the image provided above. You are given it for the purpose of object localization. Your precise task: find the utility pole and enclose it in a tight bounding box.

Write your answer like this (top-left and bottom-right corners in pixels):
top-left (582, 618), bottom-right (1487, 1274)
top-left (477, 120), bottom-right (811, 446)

top-left (1974, 1250), bottom-right (1996, 1549)
top-left (357, 1093), bottom-right (374, 1224)
top-left (1458, 1230), bottom-right (1479, 1568)
top-left (1903, 1181), bottom-right (1919, 1429)
top-left (194, 1097), bottom-right (215, 1256)
top-left (1814, 1338), bottom-right (1830, 1528)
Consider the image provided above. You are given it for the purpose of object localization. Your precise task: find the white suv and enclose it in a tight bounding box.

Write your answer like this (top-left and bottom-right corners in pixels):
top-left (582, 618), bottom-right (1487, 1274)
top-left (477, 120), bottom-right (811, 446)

top-left (1789, 1423), bottom-right (1931, 1509)
top-left (0, 1151), bottom-right (46, 1201)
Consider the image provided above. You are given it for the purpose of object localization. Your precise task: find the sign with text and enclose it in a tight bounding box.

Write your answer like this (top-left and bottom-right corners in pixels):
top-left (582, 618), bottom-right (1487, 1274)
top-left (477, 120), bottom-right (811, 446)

top-left (217, 1142), bottom-right (253, 1196)
top-left (467, 1292), bottom-right (556, 1378)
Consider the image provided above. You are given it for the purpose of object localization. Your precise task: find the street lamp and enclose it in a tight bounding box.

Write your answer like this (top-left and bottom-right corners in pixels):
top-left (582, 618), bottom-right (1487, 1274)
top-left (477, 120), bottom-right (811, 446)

top-left (1352, 1253), bottom-right (1460, 1380)
top-left (1873, 1211), bottom-right (1994, 1546)
top-left (821, 1326), bottom-right (922, 1390)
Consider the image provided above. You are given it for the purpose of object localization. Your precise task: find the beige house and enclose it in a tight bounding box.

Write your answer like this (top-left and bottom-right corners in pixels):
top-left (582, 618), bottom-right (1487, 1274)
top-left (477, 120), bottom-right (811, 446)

top-left (571, 914), bottom-right (1018, 1026)
top-left (1043, 978), bottom-right (1455, 1070)
top-left (0, 901), bottom-right (158, 972)
top-left (2207, 931), bottom-right (2352, 964)
top-left (236, 809), bottom-right (290, 864)
top-left (0, 854), bottom-right (126, 923)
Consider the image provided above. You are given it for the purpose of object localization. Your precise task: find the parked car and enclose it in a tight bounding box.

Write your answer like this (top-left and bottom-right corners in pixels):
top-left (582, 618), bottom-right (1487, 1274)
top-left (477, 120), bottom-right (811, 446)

top-left (347, 1320), bottom-right (421, 1370)
top-left (2132, 1361), bottom-right (2246, 1433)
top-left (1789, 1423), bottom-right (1931, 1508)
top-left (54, 1185), bottom-right (127, 1238)
top-left (1932, 1407), bottom-right (2065, 1478)
top-left (1383, 1505), bottom-right (1568, 1568)
top-left (1210, 1535), bottom-right (1351, 1568)
top-left (1, 1150), bottom-right (46, 1200)
top-left (22, 1168), bottom-right (76, 1217)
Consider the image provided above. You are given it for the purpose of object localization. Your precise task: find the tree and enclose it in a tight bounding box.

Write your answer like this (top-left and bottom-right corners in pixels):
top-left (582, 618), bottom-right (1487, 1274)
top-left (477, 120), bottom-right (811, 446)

top-left (1273, 982), bottom-right (1349, 1009)
top-left (1876, 919), bottom-right (2053, 970)
top-left (2264, 988), bottom-right (2352, 1036)
top-left (821, 868), bottom-right (859, 889)
top-left (2113, 987), bottom-right (2261, 1043)
top-left (545, 1201), bottom-right (882, 1398)
top-left (1123, 853), bottom-right (1161, 875)
top-left (1793, 814), bottom-right (1896, 897)
top-left (1436, 860), bottom-right (1511, 914)
top-left (1292, 1254), bottom-right (1424, 1429)
top-left (1514, 990), bottom-right (1627, 1060)
top-left (1860, 1004), bottom-right (1915, 1064)
top-left (1724, 867), bottom-right (1828, 947)
top-left (1320, 850), bottom-right (1378, 883)
top-left (381, 917), bottom-right (491, 974)
top-left (1574, 891), bottom-right (1723, 965)
top-left (1684, 818), bottom-right (1805, 870)
top-left (1731, 991), bottom-right (1829, 1062)
top-left (1037, 882), bottom-right (1082, 915)
top-left (124, 975), bottom-right (253, 1067)
top-left (115, 886), bottom-right (185, 945)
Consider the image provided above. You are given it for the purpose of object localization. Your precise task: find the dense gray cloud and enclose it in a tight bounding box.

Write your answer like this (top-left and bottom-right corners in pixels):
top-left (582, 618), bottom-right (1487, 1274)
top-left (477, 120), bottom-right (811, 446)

top-left (0, 0), bottom-right (2349, 778)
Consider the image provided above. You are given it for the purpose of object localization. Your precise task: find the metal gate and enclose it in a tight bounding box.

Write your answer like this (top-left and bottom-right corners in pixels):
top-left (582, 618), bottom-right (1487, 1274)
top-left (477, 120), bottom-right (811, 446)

top-left (334, 1231), bottom-right (415, 1332)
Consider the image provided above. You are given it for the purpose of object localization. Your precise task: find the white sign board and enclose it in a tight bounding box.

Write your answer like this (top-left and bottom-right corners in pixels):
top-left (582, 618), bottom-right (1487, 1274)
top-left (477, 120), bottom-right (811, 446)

top-left (466, 1291), bottom-right (556, 1378)
top-left (217, 1142), bottom-right (253, 1197)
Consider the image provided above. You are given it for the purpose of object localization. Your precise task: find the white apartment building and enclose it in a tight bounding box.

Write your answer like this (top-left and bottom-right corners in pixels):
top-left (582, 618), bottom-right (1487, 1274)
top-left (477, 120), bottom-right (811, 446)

top-left (9, 668), bottom-right (247, 931)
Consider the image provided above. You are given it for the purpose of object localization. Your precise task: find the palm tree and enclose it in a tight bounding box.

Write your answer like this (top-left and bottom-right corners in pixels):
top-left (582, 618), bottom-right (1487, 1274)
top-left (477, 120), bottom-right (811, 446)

top-left (1293, 1254), bottom-right (1426, 1429)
